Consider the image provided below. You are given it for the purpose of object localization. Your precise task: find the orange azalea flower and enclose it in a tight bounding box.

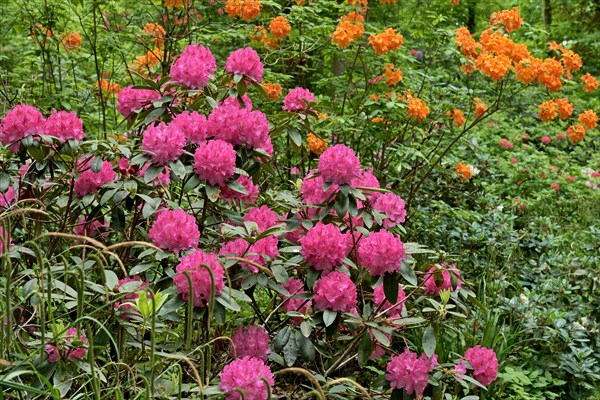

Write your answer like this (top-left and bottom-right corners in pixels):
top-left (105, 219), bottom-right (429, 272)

top-left (251, 26), bottom-right (268, 42)
top-left (384, 64), bottom-right (402, 86)
top-left (379, 0), bottom-right (395, 4)
top-left (95, 79), bottom-right (121, 96)
top-left (371, 117), bottom-right (384, 123)
top-left (270, 16), bottom-right (291, 39)
top-left (450, 0), bottom-right (460, 5)
top-left (131, 48), bottom-right (164, 76)
top-left (370, 94), bottom-right (379, 101)
top-left (263, 82), bottom-right (282, 100)
top-left (264, 37), bottom-right (279, 49)
top-left (142, 23), bottom-right (166, 47)
top-left (473, 98), bottom-right (488, 119)
top-left (489, 7), bottom-right (523, 33)
top-left (307, 133), bottom-right (327, 155)
top-left (368, 28), bottom-right (403, 55)
top-left (164, 0), bottom-right (189, 7)
top-left (348, 0), bottom-right (368, 6)
top-left (514, 57), bottom-right (541, 84)
top-left (537, 58), bottom-right (563, 92)
top-left (226, 0), bottom-right (261, 21)
top-left (318, 113), bottom-right (328, 119)
top-left (579, 110), bottom-right (598, 130)
top-left (479, 29), bottom-right (514, 58)
top-left (538, 100), bottom-right (558, 122)
top-left (454, 27), bottom-right (478, 59)
top-left (61, 32), bottom-right (82, 51)
top-left (509, 42), bottom-right (530, 63)
top-left (407, 95), bottom-right (429, 122)
top-left (555, 98), bottom-right (573, 120)
top-left (475, 52), bottom-right (511, 81)
top-left (455, 162), bottom-right (474, 181)
top-left (561, 50), bottom-right (582, 74)
top-left (581, 73), bottom-right (599, 93)
top-left (548, 41), bottom-right (564, 53)
top-left (331, 14), bottom-right (364, 48)
top-left (446, 109), bottom-right (466, 127)
top-left (566, 124), bottom-right (586, 143)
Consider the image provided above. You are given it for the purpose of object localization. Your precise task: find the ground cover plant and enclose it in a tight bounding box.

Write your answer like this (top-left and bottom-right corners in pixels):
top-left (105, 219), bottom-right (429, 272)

top-left (0, 0), bottom-right (599, 399)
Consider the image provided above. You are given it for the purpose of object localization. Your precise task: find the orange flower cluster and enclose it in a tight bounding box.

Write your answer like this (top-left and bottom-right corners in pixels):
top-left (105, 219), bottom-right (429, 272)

top-left (384, 64), bottom-right (402, 86)
top-left (538, 100), bottom-right (558, 122)
top-left (164, 0), bottom-right (189, 7)
top-left (473, 98), bottom-right (488, 119)
top-left (455, 27), bottom-right (478, 59)
top-left (270, 16), bottom-right (291, 39)
top-left (475, 52), bottom-right (511, 81)
top-left (455, 162), bottom-right (474, 181)
top-left (581, 73), bottom-right (599, 92)
top-left (368, 28), bottom-right (403, 55)
top-left (379, 0), bottom-right (395, 4)
top-left (143, 23), bottom-right (166, 47)
top-left (225, 0), bottom-right (262, 21)
top-left (446, 108), bottom-right (466, 127)
top-left (307, 133), bottom-right (327, 155)
top-left (566, 124), bottom-right (586, 143)
top-left (250, 26), bottom-right (278, 49)
top-left (263, 83), bottom-right (282, 100)
top-left (131, 48), bottom-right (164, 76)
top-left (61, 32), bottom-right (82, 51)
top-left (348, 0), bottom-right (368, 7)
top-left (331, 12), bottom-right (364, 48)
top-left (579, 109), bottom-right (598, 130)
top-left (489, 7), bottom-right (523, 33)
top-left (555, 98), bottom-right (574, 120)
top-left (450, 0), bottom-right (460, 5)
top-left (407, 95), bottom-right (429, 122)
top-left (96, 79), bottom-right (121, 96)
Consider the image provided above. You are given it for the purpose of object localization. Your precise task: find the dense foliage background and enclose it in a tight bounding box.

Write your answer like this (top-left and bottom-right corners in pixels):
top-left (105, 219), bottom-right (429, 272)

top-left (0, 0), bottom-right (599, 399)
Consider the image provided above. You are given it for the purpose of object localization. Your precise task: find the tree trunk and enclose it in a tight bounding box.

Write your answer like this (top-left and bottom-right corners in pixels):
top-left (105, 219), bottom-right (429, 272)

top-left (543, 0), bottom-right (552, 30)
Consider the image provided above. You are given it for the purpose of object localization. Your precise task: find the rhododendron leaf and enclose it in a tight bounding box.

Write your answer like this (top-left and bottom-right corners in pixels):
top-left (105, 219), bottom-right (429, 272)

top-left (216, 292), bottom-right (240, 312)
top-left (372, 329), bottom-right (391, 347)
top-left (100, 187), bottom-right (119, 205)
top-left (300, 321), bottom-right (312, 338)
top-left (130, 154), bottom-right (150, 166)
top-left (183, 175), bottom-right (201, 193)
top-left (143, 165), bottom-right (163, 183)
top-left (169, 160), bottom-right (186, 179)
top-left (205, 184), bottom-right (220, 202)
top-left (399, 262), bottom-right (417, 286)
top-left (274, 326), bottom-right (292, 352)
top-left (323, 310), bottom-right (337, 327)
top-left (237, 80), bottom-right (247, 97)
top-left (383, 272), bottom-right (399, 304)
top-left (233, 74), bottom-right (243, 84)
top-left (348, 195), bottom-right (359, 217)
top-left (283, 336), bottom-right (298, 366)
top-left (111, 206), bottom-right (125, 231)
top-left (22, 135), bottom-right (34, 148)
top-left (206, 97), bottom-right (218, 109)
top-left (334, 191), bottom-right (349, 217)
top-left (306, 268), bottom-right (320, 288)
top-left (143, 107), bottom-right (165, 125)
top-left (363, 211), bottom-right (373, 228)
top-left (288, 127), bottom-right (302, 147)
top-left (225, 179), bottom-right (248, 195)
top-left (271, 264), bottom-right (289, 284)
top-left (423, 326), bottom-right (437, 358)
top-left (104, 270), bottom-right (118, 290)
top-left (213, 301), bottom-right (226, 325)
top-left (296, 332), bottom-right (316, 362)
top-left (0, 173), bottom-right (9, 192)
top-left (357, 333), bottom-right (372, 367)
top-left (27, 146), bottom-right (44, 162)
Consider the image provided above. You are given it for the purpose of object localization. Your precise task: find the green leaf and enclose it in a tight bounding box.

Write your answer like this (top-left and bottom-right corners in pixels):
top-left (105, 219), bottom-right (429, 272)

top-left (183, 175), bottom-right (201, 193)
top-left (400, 262), bottom-right (418, 286)
top-left (383, 272), bottom-right (399, 304)
top-left (274, 326), bottom-right (292, 352)
top-left (423, 326), bottom-right (436, 358)
top-left (283, 335), bottom-right (298, 366)
top-left (357, 333), bottom-right (372, 367)
top-left (90, 157), bottom-right (103, 173)
top-left (206, 97), bottom-right (218, 109)
top-left (225, 179), bottom-right (248, 194)
top-left (169, 160), bottom-right (186, 179)
top-left (323, 310), bottom-right (337, 327)
top-left (143, 165), bottom-right (163, 183)
top-left (205, 184), bottom-right (220, 202)
top-left (288, 127), bottom-right (302, 147)
top-left (334, 190), bottom-right (349, 217)
top-left (391, 388), bottom-right (402, 400)
top-left (143, 107), bottom-right (165, 125)
top-left (371, 329), bottom-right (390, 347)
top-left (295, 331), bottom-right (315, 362)
top-left (0, 173), bottom-right (10, 192)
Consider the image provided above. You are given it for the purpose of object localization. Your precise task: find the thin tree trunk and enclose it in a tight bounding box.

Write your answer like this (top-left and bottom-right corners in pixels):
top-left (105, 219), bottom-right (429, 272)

top-left (543, 0), bottom-right (552, 30)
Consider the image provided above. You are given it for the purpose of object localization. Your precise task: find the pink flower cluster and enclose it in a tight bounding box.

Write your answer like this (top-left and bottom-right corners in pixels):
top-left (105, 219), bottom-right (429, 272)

top-left (231, 325), bottom-right (271, 361)
top-left (45, 328), bottom-right (89, 363)
top-left (139, 163), bottom-right (171, 186)
top-left (0, 104), bottom-right (45, 152)
top-left (116, 86), bottom-right (161, 119)
top-left (300, 171), bottom-right (338, 204)
top-left (170, 110), bottom-right (208, 144)
top-left (313, 271), bottom-right (357, 312)
top-left (220, 236), bottom-right (279, 272)
top-left (280, 277), bottom-right (310, 316)
top-left (541, 136), bottom-right (551, 144)
top-left (301, 222), bottom-right (351, 272)
top-left (463, 345), bottom-right (498, 386)
top-left (372, 193), bottom-right (406, 227)
top-left (282, 87), bottom-right (315, 112)
top-left (0, 187), bottom-right (16, 211)
top-left (373, 283), bottom-right (406, 319)
top-left (142, 122), bottom-right (186, 165)
top-left (386, 348), bottom-right (437, 398)
top-left (206, 95), bottom-right (272, 154)
top-left (498, 138), bottom-right (513, 149)
top-left (225, 47), bottom-right (263, 83)
top-left (193, 139), bottom-right (237, 185)
top-left (243, 205), bottom-right (279, 233)
top-left (173, 249), bottom-right (225, 307)
top-left (318, 144), bottom-right (361, 185)
top-left (423, 263), bottom-right (462, 295)
top-left (219, 176), bottom-right (259, 203)
top-left (43, 109), bottom-right (85, 142)
top-left (74, 216), bottom-right (109, 237)
top-left (148, 209), bottom-right (200, 252)
top-left (219, 356), bottom-right (275, 400)
top-left (358, 230), bottom-right (406, 277)
top-left (351, 168), bottom-right (381, 201)
top-left (73, 158), bottom-right (117, 197)
top-left (169, 44), bottom-right (217, 89)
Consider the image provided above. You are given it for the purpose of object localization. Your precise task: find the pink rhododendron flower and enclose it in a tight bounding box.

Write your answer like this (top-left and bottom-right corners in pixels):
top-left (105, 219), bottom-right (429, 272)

top-left (116, 86), bottom-right (161, 118)
top-left (148, 209), bottom-right (200, 252)
top-left (43, 109), bottom-right (85, 142)
top-left (45, 344), bottom-right (60, 363)
top-left (46, 328), bottom-right (89, 362)
top-left (173, 249), bottom-right (224, 307)
top-left (313, 271), bottom-right (357, 312)
top-left (193, 139), bottom-right (237, 186)
top-left (73, 158), bottom-right (117, 197)
top-left (280, 277), bottom-right (310, 316)
top-left (318, 144), bottom-right (361, 185)
top-left (498, 138), bottom-right (513, 149)
top-left (0, 104), bottom-right (45, 152)
top-left (219, 175), bottom-right (259, 203)
top-left (566, 176), bottom-right (576, 182)
top-left (231, 325), bottom-right (271, 360)
top-left (140, 163), bottom-right (171, 185)
top-left (219, 356), bottom-right (275, 400)
top-left (170, 110), bottom-right (208, 144)
top-left (351, 168), bottom-right (381, 201)
top-left (220, 236), bottom-right (279, 272)
top-left (225, 47), bottom-right (263, 83)
top-left (511, 157), bottom-right (518, 163)
top-left (370, 330), bottom-right (392, 359)
top-left (423, 263), bottom-right (462, 295)
top-left (74, 216), bottom-right (109, 237)
top-left (551, 182), bottom-right (560, 192)
top-left (142, 122), bottom-right (186, 165)
top-left (373, 283), bottom-right (406, 319)
top-left (463, 345), bottom-right (498, 386)
top-left (301, 222), bottom-right (351, 272)
top-left (220, 238), bottom-right (254, 271)
top-left (0, 186), bottom-right (16, 211)
top-left (386, 348), bottom-right (436, 398)
top-left (300, 171), bottom-right (338, 204)
top-left (243, 205), bottom-right (279, 233)
top-left (282, 87), bottom-right (315, 112)
top-left (541, 135), bottom-right (551, 144)
top-left (169, 43), bottom-right (216, 89)
top-left (455, 359), bottom-right (467, 378)
top-left (556, 133), bottom-right (565, 141)
top-left (118, 157), bottom-right (138, 177)
top-left (358, 230), bottom-right (405, 277)
top-left (372, 193), bottom-right (406, 227)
